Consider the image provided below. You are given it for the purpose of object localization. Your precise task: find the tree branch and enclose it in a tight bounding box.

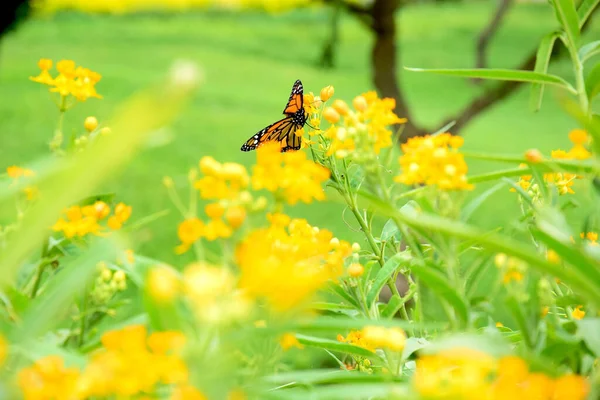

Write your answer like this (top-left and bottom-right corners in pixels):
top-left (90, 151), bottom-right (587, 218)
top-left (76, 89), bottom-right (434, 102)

top-left (473, 0), bottom-right (513, 80)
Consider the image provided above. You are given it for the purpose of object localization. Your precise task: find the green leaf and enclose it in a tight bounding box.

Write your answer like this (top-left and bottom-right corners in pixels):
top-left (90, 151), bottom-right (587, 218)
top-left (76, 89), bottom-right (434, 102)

top-left (553, 0), bottom-right (580, 48)
top-left (381, 294), bottom-right (404, 319)
top-left (579, 40), bottom-right (600, 63)
top-left (263, 369), bottom-right (401, 386)
top-left (411, 261), bottom-right (469, 324)
top-left (327, 282), bottom-right (360, 309)
top-left (380, 219), bottom-right (400, 241)
top-left (295, 334), bottom-right (379, 359)
top-left (461, 182), bottom-right (507, 222)
top-left (585, 63), bottom-right (600, 100)
top-left (405, 68), bottom-right (577, 93)
top-left (577, 318), bottom-right (600, 357)
top-left (10, 239), bottom-right (117, 344)
top-left (577, 0), bottom-right (600, 27)
top-left (506, 296), bottom-right (534, 348)
top-left (401, 337), bottom-right (429, 361)
top-left (265, 383), bottom-right (409, 400)
top-left (292, 316), bottom-right (437, 333)
top-left (366, 253), bottom-right (406, 307)
top-left (530, 32), bottom-right (561, 112)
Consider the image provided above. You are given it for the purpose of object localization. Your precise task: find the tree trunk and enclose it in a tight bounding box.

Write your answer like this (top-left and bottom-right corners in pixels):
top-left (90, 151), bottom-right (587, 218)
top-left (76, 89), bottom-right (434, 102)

top-left (370, 0), bottom-right (425, 140)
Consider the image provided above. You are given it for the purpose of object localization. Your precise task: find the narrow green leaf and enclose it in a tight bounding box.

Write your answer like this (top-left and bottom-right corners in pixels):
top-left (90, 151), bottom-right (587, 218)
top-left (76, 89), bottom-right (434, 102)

top-left (411, 261), bottom-right (469, 324)
top-left (263, 369), bottom-right (399, 386)
top-left (366, 253), bottom-right (406, 306)
top-left (405, 68), bottom-right (577, 93)
top-left (380, 219), bottom-right (400, 241)
top-left (467, 167), bottom-right (530, 184)
top-left (311, 302), bottom-right (357, 313)
top-left (579, 40), bottom-right (600, 63)
top-left (292, 316), bottom-right (439, 333)
top-left (530, 32), bottom-right (561, 112)
top-left (502, 178), bottom-right (534, 207)
top-left (327, 282), bottom-right (360, 309)
top-left (553, 0), bottom-right (580, 47)
top-left (295, 334), bottom-right (379, 359)
top-left (10, 239), bottom-right (116, 343)
top-left (265, 383), bottom-right (409, 400)
top-left (401, 337), bottom-right (429, 361)
top-left (577, 318), bottom-right (600, 357)
top-left (461, 182), bottom-right (507, 222)
top-left (577, 0), bottom-right (600, 27)
top-left (381, 294), bottom-right (403, 319)
top-left (585, 64), bottom-right (600, 100)
top-left (506, 296), bottom-right (534, 348)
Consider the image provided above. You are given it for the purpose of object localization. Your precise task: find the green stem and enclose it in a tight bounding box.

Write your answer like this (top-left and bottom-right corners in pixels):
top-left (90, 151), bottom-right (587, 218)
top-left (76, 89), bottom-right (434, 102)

top-left (30, 237), bottom-right (51, 298)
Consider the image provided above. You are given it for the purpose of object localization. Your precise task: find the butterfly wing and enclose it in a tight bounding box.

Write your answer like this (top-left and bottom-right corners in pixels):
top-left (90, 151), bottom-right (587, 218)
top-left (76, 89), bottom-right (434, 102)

top-left (240, 116), bottom-right (301, 152)
top-left (282, 79), bottom-right (304, 115)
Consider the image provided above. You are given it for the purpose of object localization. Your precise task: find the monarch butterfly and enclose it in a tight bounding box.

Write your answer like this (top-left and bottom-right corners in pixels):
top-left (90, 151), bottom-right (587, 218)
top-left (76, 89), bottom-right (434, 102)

top-left (240, 79), bottom-right (307, 152)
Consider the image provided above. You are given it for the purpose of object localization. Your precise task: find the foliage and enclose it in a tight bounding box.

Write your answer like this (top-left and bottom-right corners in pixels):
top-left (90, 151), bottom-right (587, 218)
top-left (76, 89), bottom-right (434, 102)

top-left (1, 0), bottom-right (600, 399)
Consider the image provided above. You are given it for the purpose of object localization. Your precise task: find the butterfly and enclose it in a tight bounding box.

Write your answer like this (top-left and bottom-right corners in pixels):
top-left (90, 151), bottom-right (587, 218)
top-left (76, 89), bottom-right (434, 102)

top-left (240, 79), bottom-right (307, 152)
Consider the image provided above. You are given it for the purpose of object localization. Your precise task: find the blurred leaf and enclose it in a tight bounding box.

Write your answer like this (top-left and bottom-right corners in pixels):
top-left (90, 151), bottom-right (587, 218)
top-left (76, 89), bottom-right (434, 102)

top-left (401, 337), bottom-right (429, 361)
top-left (579, 40), bottom-right (600, 63)
top-left (295, 334), bottom-right (380, 359)
top-left (366, 253), bottom-right (406, 307)
top-left (553, 0), bottom-right (580, 47)
top-left (506, 296), bottom-right (534, 348)
top-left (311, 302), bottom-right (357, 315)
top-left (327, 282), bottom-right (360, 310)
top-left (423, 334), bottom-right (510, 357)
top-left (576, 0), bottom-right (600, 26)
top-left (10, 239), bottom-right (116, 344)
top-left (560, 94), bottom-right (600, 154)
top-left (405, 68), bottom-right (577, 93)
top-left (577, 318), bottom-right (600, 357)
top-left (76, 193), bottom-right (116, 206)
top-left (380, 219), bottom-right (399, 241)
top-left (585, 63), bottom-right (600, 100)
top-left (263, 369), bottom-right (401, 386)
top-left (530, 32), bottom-right (561, 112)
top-left (461, 182), bottom-right (507, 222)
top-left (265, 383), bottom-right (409, 400)
top-left (411, 261), bottom-right (469, 325)
top-left (293, 316), bottom-right (441, 333)
top-left (0, 76), bottom-right (196, 290)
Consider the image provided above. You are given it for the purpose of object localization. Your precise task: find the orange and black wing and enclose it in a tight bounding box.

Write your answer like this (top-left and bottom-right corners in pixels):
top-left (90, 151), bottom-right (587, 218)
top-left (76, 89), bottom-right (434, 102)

top-left (282, 79), bottom-right (304, 115)
top-left (240, 116), bottom-right (302, 152)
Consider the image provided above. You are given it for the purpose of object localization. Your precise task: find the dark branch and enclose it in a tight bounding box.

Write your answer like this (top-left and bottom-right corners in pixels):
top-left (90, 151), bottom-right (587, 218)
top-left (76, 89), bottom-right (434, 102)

top-left (473, 0), bottom-right (513, 78)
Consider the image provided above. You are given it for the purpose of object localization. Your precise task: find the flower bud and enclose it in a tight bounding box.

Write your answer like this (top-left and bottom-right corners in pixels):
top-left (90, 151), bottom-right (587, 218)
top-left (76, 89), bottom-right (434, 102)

top-left (348, 263), bottom-right (364, 277)
top-left (225, 206), bottom-right (246, 229)
top-left (99, 127), bottom-right (111, 135)
top-left (320, 85), bottom-right (334, 102)
top-left (332, 99), bottom-right (349, 115)
top-left (352, 95), bottom-right (367, 112)
top-left (525, 149), bottom-right (543, 163)
top-left (84, 116), bottom-right (98, 132)
top-left (323, 107), bottom-right (340, 124)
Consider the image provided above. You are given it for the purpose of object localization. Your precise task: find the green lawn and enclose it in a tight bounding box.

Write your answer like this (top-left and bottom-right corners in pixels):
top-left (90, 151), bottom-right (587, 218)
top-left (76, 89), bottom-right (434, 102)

top-left (1, 2), bottom-right (598, 264)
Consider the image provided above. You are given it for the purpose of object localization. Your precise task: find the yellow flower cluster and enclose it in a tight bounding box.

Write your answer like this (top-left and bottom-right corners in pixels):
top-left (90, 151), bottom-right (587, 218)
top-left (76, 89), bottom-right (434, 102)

top-left (513, 129), bottom-right (592, 196)
top-left (52, 201), bottom-right (131, 238)
top-left (580, 231), bottom-right (598, 246)
top-left (236, 213), bottom-right (351, 310)
top-left (37, 0), bottom-right (311, 14)
top-left (30, 59), bottom-right (101, 102)
top-left (396, 133), bottom-right (473, 190)
top-left (337, 325), bottom-right (407, 352)
top-left (176, 157), bottom-right (252, 253)
top-left (322, 91), bottom-right (406, 159)
top-left (414, 349), bottom-right (589, 400)
top-left (18, 325), bottom-right (205, 399)
top-left (252, 142), bottom-right (330, 205)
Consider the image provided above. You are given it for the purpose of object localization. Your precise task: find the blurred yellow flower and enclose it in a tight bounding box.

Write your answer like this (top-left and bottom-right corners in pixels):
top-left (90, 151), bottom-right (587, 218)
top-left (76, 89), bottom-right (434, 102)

top-left (580, 231), bottom-right (598, 246)
top-left (320, 85), bottom-right (334, 102)
top-left (396, 133), bottom-right (473, 190)
top-left (280, 333), bottom-right (304, 350)
top-left (18, 356), bottom-right (80, 400)
top-left (84, 116), bottom-right (98, 132)
top-left (236, 213), bottom-right (350, 310)
top-left (147, 266), bottom-right (181, 303)
top-left (107, 202), bottom-right (132, 230)
top-left (176, 218), bottom-right (204, 254)
top-left (170, 384), bottom-right (208, 400)
top-left (6, 165), bottom-right (35, 179)
top-left (252, 142), bottom-right (330, 205)
top-left (572, 305), bottom-right (585, 320)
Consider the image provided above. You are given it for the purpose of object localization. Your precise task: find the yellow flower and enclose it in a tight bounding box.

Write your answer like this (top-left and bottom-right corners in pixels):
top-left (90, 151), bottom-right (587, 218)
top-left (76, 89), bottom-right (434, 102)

top-left (568, 129), bottom-right (588, 146)
top-left (6, 165), bottom-right (35, 179)
top-left (337, 329), bottom-right (377, 352)
top-left (347, 263), bottom-right (364, 277)
top-left (252, 142), bottom-right (330, 205)
top-left (236, 214), bottom-right (351, 310)
top-left (84, 116), bottom-right (98, 132)
top-left (546, 249), bottom-right (560, 263)
top-left (524, 148), bottom-right (542, 163)
top-left (147, 266), bottom-right (181, 303)
top-left (53, 205), bottom-right (102, 238)
top-left (396, 133), bottom-right (473, 190)
top-left (572, 305), bottom-right (585, 320)
top-left (280, 333), bottom-right (304, 350)
top-left (170, 384), bottom-right (208, 400)
top-left (107, 202), bottom-right (132, 230)
top-left (176, 218), bottom-right (204, 254)
top-left (323, 106), bottom-right (340, 124)
top-left (195, 157), bottom-right (249, 200)
top-left (581, 231), bottom-right (599, 246)
top-left (225, 205), bottom-right (246, 229)
top-left (18, 356), bottom-right (80, 400)
top-left (552, 374), bottom-right (589, 400)
top-left (0, 335), bottom-right (7, 366)
top-left (32, 59), bottom-right (102, 102)
top-left (79, 325), bottom-right (188, 397)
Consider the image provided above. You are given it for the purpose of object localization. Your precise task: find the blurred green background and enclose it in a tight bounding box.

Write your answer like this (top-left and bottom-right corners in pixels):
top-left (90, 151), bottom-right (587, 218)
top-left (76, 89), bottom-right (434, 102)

top-left (1, 1), bottom-right (599, 264)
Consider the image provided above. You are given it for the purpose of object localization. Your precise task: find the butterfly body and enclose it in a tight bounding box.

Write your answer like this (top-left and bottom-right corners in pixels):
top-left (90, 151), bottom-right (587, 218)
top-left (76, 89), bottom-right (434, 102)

top-left (241, 79), bottom-right (307, 152)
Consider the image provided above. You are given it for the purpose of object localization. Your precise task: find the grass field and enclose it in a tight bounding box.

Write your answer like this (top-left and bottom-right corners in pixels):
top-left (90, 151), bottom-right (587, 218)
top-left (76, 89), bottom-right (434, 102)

top-left (1, 2), bottom-right (599, 264)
